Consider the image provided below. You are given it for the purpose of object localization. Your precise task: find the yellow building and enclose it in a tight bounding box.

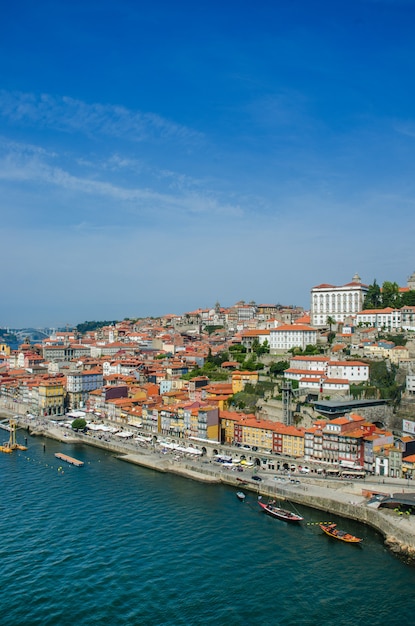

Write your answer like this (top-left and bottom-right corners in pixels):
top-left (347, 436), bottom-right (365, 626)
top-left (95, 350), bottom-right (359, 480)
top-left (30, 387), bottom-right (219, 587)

top-left (0, 343), bottom-right (11, 356)
top-left (38, 379), bottom-right (65, 416)
top-left (281, 426), bottom-right (305, 458)
top-left (240, 417), bottom-right (274, 450)
top-left (389, 345), bottom-right (410, 365)
top-left (231, 370), bottom-right (259, 394)
top-left (219, 410), bottom-right (246, 444)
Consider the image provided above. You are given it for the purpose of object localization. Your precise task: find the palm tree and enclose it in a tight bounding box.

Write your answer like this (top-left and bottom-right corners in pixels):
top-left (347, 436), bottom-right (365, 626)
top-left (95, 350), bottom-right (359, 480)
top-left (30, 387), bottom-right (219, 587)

top-left (326, 316), bottom-right (336, 332)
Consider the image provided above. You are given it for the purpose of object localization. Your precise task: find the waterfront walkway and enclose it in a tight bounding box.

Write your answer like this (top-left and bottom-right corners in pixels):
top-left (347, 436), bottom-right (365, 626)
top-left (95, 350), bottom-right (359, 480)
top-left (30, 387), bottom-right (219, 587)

top-left (4, 410), bottom-right (415, 560)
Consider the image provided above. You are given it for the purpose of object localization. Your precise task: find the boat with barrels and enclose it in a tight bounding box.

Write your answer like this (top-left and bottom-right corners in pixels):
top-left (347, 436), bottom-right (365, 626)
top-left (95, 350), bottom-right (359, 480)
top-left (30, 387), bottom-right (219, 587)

top-left (258, 497), bottom-right (303, 523)
top-left (319, 523), bottom-right (362, 544)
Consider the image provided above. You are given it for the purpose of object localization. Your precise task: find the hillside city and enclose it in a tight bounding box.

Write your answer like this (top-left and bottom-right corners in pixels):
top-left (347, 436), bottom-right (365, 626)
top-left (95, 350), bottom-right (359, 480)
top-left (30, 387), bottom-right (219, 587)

top-left (2, 271), bottom-right (415, 480)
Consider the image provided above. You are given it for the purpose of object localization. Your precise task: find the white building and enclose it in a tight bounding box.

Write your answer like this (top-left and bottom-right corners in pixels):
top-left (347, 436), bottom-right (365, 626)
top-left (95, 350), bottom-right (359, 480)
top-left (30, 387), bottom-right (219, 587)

top-left (407, 374), bottom-right (415, 395)
top-left (355, 307), bottom-right (401, 330)
top-left (326, 360), bottom-right (369, 383)
top-left (288, 355), bottom-right (329, 370)
top-left (284, 356), bottom-right (369, 385)
top-left (269, 324), bottom-right (318, 353)
top-left (401, 305), bottom-right (415, 331)
top-left (297, 377), bottom-right (350, 393)
top-left (66, 369), bottom-right (104, 393)
top-left (311, 274), bottom-right (368, 327)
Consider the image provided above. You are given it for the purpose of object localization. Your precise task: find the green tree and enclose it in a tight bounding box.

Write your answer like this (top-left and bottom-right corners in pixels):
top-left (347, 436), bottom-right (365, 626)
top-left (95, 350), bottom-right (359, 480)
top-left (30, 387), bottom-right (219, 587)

top-left (401, 290), bottom-right (415, 306)
top-left (242, 355), bottom-right (259, 371)
top-left (229, 344), bottom-right (247, 364)
top-left (255, 338), bottom-right (270, 356)
top-left (204, 325), bottom-right (224, 335)
top-left (363, 279), bottom-right (381, 309)
top-left (71, 418), bottom-right (87, 430)
top-left (269, 360), bottom-right (289, 376)
top-left (303, 344), bottom-right (321, 355)
top-left (251, 338), bottom-right (260, 354)
top-left (229, 344), bottom-right (247, 355)
top-left (76, 320), bottom-right (117, 334)
top-left (381, 281), bottom-right (401, 308)
top-left (326, 316), bottom-right (336, 331)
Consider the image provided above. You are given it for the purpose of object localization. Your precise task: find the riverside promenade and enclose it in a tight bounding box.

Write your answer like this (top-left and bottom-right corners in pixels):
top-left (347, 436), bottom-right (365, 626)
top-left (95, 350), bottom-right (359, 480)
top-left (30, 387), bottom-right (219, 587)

top-left (6, 410), bottom-right (415, 562)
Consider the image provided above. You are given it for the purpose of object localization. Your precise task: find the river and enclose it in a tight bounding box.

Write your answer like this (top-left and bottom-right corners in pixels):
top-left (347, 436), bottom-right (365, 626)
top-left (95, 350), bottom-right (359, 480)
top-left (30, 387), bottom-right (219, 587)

top-left (1, 433), bottom-right (414, 625)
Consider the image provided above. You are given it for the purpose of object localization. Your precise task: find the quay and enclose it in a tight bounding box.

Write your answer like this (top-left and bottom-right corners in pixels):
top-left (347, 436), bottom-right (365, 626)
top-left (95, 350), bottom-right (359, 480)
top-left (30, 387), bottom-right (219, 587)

top-left (7, 412), bottom-right (415, 562)
top-left (54, 452), bottom-right (84, 467)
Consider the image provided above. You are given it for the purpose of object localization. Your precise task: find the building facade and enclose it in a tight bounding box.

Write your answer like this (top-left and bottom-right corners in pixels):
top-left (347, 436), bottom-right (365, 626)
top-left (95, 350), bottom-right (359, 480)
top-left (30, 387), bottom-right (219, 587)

top-left (269, 324), bottom-right (318, 353)
top-left (311, 274), bottom-right (368, 327)
top-left (355, 307), bottom-right (402, 330)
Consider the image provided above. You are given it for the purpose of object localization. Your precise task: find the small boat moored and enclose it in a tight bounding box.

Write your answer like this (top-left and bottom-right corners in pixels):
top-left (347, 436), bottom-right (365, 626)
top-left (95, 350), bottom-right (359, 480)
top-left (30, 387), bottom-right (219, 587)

top-left (319, 523), bottom-right (363, 544)
top-left (258, 497), bottom-right (303, 523)
top-left (236, 491), bottom-right (246, 501)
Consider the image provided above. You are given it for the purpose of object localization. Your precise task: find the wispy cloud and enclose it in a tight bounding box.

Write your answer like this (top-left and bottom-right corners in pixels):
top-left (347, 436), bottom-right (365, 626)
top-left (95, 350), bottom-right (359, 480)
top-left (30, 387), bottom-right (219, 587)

top-left (0, 137), bottom-right (243, 221)
top-left (393, 120), bottom-right (415, 138)
top-left (0, 90), bottom-right (203, 144)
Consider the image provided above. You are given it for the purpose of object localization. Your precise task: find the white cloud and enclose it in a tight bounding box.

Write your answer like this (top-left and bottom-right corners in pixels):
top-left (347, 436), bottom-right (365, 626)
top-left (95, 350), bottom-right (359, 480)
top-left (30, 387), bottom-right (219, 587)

top-left (0, 137), bottom-right (244, 222)
top-left (0, 90), bottom-right (203, 144)
top-left (393, 120), bottom-right (415, 139)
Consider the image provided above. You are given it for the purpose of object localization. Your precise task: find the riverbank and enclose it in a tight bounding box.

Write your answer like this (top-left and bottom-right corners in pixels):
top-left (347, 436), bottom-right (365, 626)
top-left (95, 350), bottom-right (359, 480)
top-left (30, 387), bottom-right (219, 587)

top-left (10, 415), bottom-right (415, 562)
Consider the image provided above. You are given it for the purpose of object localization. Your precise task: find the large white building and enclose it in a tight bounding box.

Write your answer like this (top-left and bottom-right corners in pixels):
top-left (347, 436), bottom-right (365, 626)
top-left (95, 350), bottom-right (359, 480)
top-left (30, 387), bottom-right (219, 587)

top-left (310, 274), bottom-right (368, 327)
top-left (269, 324), bottom-right (318, 353)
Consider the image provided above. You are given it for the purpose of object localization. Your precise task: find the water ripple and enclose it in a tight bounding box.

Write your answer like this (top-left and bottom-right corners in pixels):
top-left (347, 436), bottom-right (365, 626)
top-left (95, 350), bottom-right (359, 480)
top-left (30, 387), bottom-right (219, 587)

top-left (1, 435), bottom-right (415, 625)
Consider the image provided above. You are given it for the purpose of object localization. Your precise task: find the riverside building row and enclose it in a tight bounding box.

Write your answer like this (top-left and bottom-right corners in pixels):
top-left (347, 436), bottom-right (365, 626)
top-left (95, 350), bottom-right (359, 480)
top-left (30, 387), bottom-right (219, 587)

top-left (1, 275), bottom-right (415, 468)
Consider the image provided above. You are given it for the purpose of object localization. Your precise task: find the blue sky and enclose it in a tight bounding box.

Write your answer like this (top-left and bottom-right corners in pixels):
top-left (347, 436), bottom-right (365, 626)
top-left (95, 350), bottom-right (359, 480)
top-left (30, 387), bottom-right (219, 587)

top-left (1, 0), bottom-right (415, 328)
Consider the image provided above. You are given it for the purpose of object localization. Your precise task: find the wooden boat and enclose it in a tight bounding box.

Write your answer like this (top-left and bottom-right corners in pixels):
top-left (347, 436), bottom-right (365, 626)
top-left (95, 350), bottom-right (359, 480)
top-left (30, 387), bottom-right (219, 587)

top-left (258, 499), bottom-right (303, 523)
top-left (319, 523), bottom-right (362, 544)
top-left (236, 491), bottom-right (246, 501)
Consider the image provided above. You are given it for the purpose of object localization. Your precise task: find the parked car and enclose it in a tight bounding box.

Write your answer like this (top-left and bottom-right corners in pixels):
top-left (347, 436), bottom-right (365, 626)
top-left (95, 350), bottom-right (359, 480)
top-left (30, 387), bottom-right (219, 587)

top-left (252, 475), bottom-right (262, 482)
top-left (252, 446), bottom-right (258, 451)
top-left (300, 467), bottom-right (310, 474)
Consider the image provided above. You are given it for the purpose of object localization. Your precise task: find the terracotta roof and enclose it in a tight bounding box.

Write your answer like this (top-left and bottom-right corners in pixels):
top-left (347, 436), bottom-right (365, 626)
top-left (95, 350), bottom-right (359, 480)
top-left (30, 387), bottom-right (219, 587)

top-left (291, 356), bottom-right (328, 362)
top-left (270, 324), bottom-right (316, 332)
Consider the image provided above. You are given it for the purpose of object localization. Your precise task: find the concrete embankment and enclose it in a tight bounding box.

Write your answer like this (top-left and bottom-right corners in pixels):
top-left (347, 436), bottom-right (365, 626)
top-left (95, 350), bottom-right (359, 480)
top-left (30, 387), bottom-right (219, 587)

top-left (118, 454), bottom-right (221, 483)
top-left (15, 418), bottom-right (415, 562)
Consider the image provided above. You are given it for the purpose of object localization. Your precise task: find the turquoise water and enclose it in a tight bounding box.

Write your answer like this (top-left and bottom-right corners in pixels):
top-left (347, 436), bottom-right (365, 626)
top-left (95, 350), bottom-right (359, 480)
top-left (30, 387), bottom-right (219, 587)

top-left (1, 434), bottom-right (414, 626)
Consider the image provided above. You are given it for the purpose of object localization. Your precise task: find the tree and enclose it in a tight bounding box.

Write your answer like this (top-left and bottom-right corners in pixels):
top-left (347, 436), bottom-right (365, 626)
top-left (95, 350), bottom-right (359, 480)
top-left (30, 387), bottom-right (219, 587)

top-left (229, 344), bottom-right (247, 364)
top-left (381, 281), bottom-right (401, 308)
top-left (326, 316), bottom-right (336, 331)
top-left (401, 290), bottom-right (415, 306)
top-left (363, 279), bottom-right (381, 309)
top-left (76, 320), bottom-right (118, 334)
top-left (252, 338), bottom-right (270, 356)
top-left (71, 418), bottom-right (87, 430)
top-left (242, 355), bottom-right (259, 371)
top-left (204, 325), bottom-right (224, 335)
top-left (251, 338), bottom-right (269, 356)
top-left (269, 360), bottom-right (289, 376)
top-left (229, 344), bottom-right (247, 355)
top-left (303, 344), bottom-right (322, 355)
